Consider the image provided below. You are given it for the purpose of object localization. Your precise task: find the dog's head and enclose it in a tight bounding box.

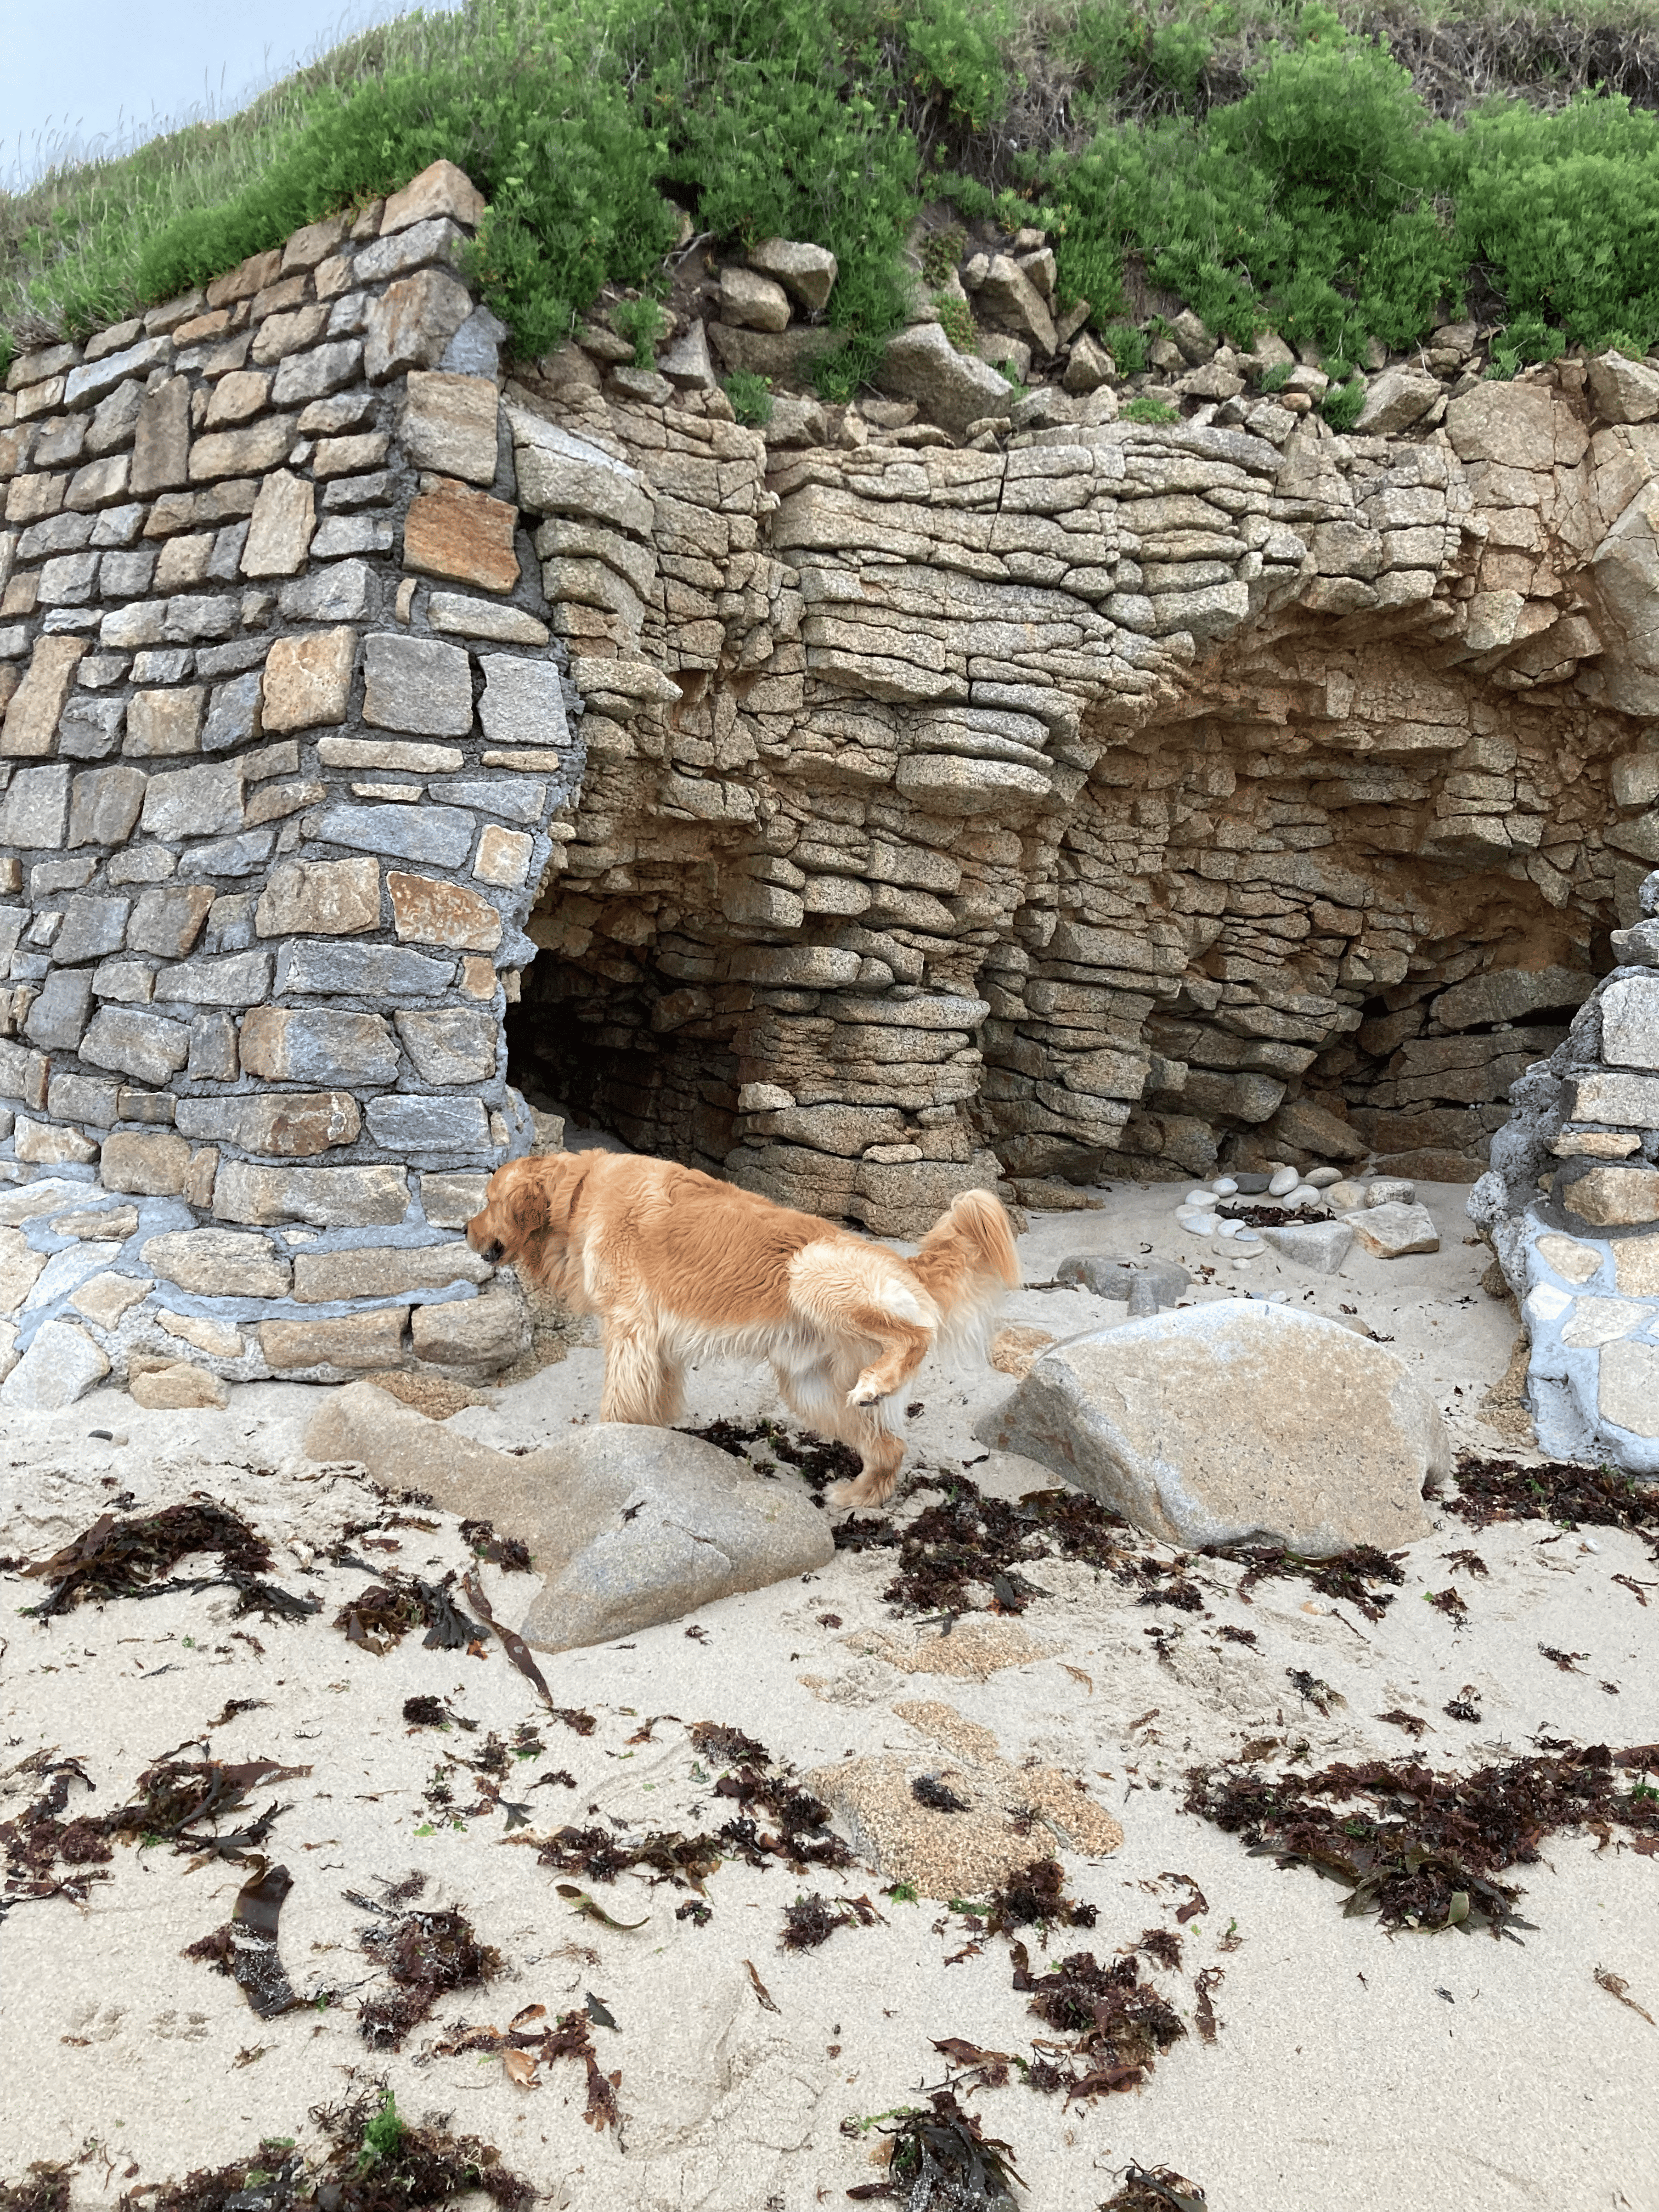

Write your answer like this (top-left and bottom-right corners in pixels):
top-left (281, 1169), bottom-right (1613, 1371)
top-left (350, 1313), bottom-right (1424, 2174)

top-left (466, 1153), bottom-right (592, 1276)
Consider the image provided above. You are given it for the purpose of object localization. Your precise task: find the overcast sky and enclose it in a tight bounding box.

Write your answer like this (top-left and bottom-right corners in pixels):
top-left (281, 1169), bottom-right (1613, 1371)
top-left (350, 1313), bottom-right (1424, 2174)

top-left (1, 0), bottom-right (450, 189)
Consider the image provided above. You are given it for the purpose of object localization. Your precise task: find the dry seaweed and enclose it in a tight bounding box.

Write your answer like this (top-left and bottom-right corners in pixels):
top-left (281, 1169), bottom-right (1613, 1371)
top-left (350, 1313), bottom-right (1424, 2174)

top-left (534, 1824), bottom-right (723, 1893)
top-left (1099, 2166), bottom-right (1208, 2212)
top-left (0, 2166), bottom-right (70, 2212)
top-left (782, 1893), bottom-right (855, 1950)
top-left (913, 1774), bottom-right (969, 1814)
top-left (855, 1470), bottom-right (1131, 1619)
top-left (984, 1858), bottom-right (1099, 1940)
top-left (691, 1720), bottom-right (856, 1874)
top-left (121, 2087), bottom-right (533, 2212)
top-left (1205, 1542), bottom-right (1406, 1622)
top-left (1136, 1927), bottom-right (1182, 1971)
top-left (1184, 1740), bottom-right (1659, 1937)
top-left (19, 1502), bottom-right (314, 1622)
top-left (459, 1520), bottom-right (532, 1572)
top-left (848, 2089), bottom-right (1024, 2205)
top-left (1376, 1710), bottom-right (1430, 1739)
top-left (354, 1897), bottom-right (501, 2049)
top-left (185, 1859), bottom-right (304, 2017)
top-left (334, 1572), bottom-right (482, 1656)
top-left (107, 1751), bottom-right (310, 1860)
top-left (1013, 1945), bottom-right (1186, 2094)
top-left (437, 2008), bottom-right (622, 2129)
top-left (1448, 1454), bottom-right (1659, 1551)
top-left (686, 1417), bottom-right (862, 1497)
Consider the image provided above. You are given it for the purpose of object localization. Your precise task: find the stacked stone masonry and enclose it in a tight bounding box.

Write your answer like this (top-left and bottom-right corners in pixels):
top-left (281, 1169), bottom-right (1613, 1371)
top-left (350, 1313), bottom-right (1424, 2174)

top-left (4, 166), bottom-right (1659, 1403)
top-left (0, 164), bottom-right (582, 1402)
top-left (1473, 875), bottom-right (1659, 1470)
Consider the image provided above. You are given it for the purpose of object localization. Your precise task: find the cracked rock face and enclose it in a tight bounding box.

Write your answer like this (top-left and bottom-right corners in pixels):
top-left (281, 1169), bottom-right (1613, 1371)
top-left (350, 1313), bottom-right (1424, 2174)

top-left (5, 167), bottom-right (1659, 1402)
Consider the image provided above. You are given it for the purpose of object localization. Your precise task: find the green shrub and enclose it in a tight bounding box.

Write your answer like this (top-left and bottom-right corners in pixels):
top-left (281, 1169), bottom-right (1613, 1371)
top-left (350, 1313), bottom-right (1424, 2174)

top-left (919, 222), bottom-right (967, 286)
top-left (1122, 393), bottom-right (1178, 421)
top-left (610, 295), bottom-right (667, 368)
top-left (1099, 318), bottom-right (1147, 373)
top-left (1148, 19), bottom-right (1210, 108)
top-left (1321, 372), bottom-right (1366, 430)
top-left (934, 292), bottom-right (978, 352)
top-left (1064, 0), bottom-right (1144, 103)
top-left (901, 0), bottom-right (1015, 132)
top-left (1258, 358), bottom-right (1293, 390)
top-left (722, 369), bottom-right (775, 424)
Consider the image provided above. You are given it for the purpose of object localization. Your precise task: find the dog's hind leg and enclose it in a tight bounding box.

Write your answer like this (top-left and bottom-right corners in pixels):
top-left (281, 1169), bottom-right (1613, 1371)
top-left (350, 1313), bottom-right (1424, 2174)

top-left (601, 1321), bottom-right (682, 1425)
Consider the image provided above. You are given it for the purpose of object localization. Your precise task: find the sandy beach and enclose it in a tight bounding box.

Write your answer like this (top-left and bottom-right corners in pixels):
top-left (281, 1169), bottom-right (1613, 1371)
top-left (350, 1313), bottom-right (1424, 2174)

top-left (2, 1179), bottom-right (1656, 2212)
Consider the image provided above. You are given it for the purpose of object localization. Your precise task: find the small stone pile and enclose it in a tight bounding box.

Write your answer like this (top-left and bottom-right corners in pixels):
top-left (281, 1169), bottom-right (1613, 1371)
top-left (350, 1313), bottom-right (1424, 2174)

top-left (1473, 866), bottom-right (1659, 1470)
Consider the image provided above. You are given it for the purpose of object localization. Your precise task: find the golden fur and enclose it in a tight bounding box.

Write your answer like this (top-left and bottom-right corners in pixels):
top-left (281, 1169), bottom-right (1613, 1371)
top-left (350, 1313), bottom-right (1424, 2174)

top-left (466, 1150), bottom-right (1020, 1507)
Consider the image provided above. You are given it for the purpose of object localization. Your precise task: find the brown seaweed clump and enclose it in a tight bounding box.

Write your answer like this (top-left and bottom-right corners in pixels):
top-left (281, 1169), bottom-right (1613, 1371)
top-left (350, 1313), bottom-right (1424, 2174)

top-left (1447, 1454), bottom-right (1659, 1551)
top-left (354, 1900), bottom-right (501, 2049)
top-left (116, 2089), bottom-right (530, 2212)
top-left (1184, 1740), bottom-right (1659, 1936)
top-left (1013, 1946), bottom-right (1187, 2097)
top-left (19, 1503), bottom-right (311, 1621)
top-left (848, 2090), bottom-right (1024, 2207)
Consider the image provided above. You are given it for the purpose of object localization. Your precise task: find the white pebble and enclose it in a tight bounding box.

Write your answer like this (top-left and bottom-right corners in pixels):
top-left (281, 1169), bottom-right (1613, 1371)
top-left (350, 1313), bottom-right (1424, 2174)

top-left (1211, 1176), bottom-right (1238, 1196)
top-left (1268, 1165), bottom-right (1300, 1197)
top-left (1215, 1218), bottom-right (1242, 1239)
top-left (1289, 1184), bottom-right (1322, 1209)
top-left (1186, 1212), bottom-right (1220, 1235)
top-left (1184, 1188), bottom-right (1215, 1206)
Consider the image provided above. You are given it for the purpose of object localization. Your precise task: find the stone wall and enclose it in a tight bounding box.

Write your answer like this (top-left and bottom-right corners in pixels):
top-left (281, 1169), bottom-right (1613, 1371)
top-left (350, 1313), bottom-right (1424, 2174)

top-left (1472, 870), bottom-right (1659, 1471)
top-left (0, 164), bottom-right (580, 1404)
top-left (6, 167), bottom-right (1659, 1401)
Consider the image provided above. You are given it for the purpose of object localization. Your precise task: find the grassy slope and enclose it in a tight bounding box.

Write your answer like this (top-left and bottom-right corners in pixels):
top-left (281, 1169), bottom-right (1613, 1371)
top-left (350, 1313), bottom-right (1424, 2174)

top-left (5, 0), bottom-right (1659, 377)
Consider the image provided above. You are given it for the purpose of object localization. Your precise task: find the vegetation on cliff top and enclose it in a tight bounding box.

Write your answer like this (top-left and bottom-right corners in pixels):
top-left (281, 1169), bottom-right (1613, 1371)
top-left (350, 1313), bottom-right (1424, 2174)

top-left (4, 0), bottom-right (1659, 383)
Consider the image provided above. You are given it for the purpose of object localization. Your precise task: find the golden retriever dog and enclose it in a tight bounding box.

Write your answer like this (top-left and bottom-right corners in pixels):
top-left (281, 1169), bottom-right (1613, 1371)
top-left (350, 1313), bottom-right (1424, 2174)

top-left (466, 1150), bottom-right (1020, 1508)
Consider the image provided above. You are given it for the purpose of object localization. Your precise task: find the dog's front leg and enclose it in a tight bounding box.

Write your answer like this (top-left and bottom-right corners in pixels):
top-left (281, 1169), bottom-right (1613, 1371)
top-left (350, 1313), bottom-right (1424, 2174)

top-left (600, 1321), bottom-right (680, 1425)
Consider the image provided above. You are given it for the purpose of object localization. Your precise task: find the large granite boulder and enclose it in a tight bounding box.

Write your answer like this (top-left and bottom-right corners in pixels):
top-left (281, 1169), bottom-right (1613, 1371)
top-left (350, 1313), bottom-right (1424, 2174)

top-left (303, 1383), bottom-right (833, 1650)
top-left (974, 1300), bottom-right (1446, 1555)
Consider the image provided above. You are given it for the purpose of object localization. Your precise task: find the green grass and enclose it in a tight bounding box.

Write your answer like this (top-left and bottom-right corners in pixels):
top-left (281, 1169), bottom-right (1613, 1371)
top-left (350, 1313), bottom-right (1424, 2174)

top-left (5, 0), bottom-right (1659, 373)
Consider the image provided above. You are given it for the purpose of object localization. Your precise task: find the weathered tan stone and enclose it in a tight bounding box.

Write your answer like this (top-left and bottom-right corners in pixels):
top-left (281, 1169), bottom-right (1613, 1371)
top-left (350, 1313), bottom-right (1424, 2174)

top-left (142, 1228), bottom-right (290, 1297)
top-left (0, 1227), bottom-right (48, 1315)
top-left (155, 1312), bottom-right (244, 1357)
top-left (14, 1117), bottom-right (98, 1165)
top-left (125, 686), bottom-right (205, 758)
top-left (399, 373), bottom-right (499, 484)
top-left (1567, 1165), bottom-right (1659, 1226)
top-left (131, 1362), bottom-right (230, 1410)
top-left (473, 823), bottom-right (533, 886)
top-left (1612, 1240), bottom-right (1659, 1295)
top-left (70, 1272), bottom-right (154, 1328)
top-left (388, 871), bottom-right (503, 950)
top-left (261, 1307), bottom-right (409, 1371)
top-left (173, 1091), bottom-right (360, 1156)
top-left (419, 1170), bottom-right (492, 1228)
top-left (241, 469), bottom-right (316, 576)
top-left (2, 635), bottom-right (87, 758)
top-left (402, 480), bottom-right (519, 592)
top-left (100, 1129), bottom-right (191, 1195)
top-left (317, 737), bottom-right (464, 772)
top-left (51, 1205), bottom-right (138, 1241)
top-left (261, 628), bottom-right (357, 730)
top-left (255, 855), bottom-right (380, 936)
top-left (131, 375), bottom-right (191, 493)
top-left (239, 1006), bottom-right (398, 1085)
top-left (382, 160), bottom-right (487, 234)
top-left (396, 1007), bottom-right (497, 1083)
top-left (215, 1161), bottom-right (410, 1227)
top-left (190, 417), bottom-right (297, 481)
top-left (364, 269), bottom-right (473, 384)
top-left (1536, 1233), bottom-right (1603, 1284)
top-left (292, 1242), bottom-right (492, 1302)
top-left (1599, 1337), bottom-right (1659, 1438)
top-left (411, 1286), bottom-right (528, 1369)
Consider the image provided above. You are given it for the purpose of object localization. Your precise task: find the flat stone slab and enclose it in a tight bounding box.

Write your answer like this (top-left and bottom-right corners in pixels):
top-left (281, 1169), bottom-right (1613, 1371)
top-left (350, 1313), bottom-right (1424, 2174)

top-left (974, 1299), bottom-right (1446, 1555)
top-left (303, 1382), bottom-right (833, 1651)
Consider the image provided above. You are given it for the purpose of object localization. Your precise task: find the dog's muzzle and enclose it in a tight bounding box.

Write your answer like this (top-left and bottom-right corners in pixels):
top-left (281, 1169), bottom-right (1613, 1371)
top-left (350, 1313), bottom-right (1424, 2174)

top-left (479, 1238), bottom-right (506, 1265)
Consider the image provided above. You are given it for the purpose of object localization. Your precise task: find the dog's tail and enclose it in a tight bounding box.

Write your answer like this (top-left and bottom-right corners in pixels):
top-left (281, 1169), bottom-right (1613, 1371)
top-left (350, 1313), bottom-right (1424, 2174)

top-left (910, 1187), bottom-right (1021, 1364)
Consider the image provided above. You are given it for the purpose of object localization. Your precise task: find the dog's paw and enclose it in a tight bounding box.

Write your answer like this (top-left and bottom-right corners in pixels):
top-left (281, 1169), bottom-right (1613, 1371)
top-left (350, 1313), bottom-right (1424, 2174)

top-left (847, 1374), bottom-right (887, 1408)
top-left (825, 1477), bottom-right (867, 1510)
